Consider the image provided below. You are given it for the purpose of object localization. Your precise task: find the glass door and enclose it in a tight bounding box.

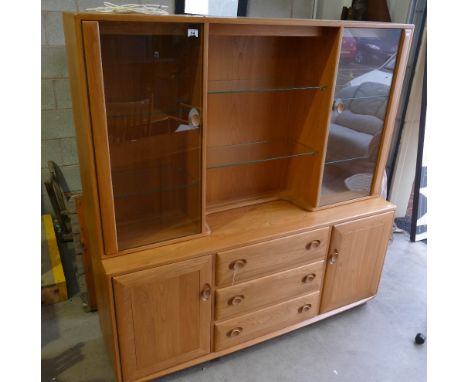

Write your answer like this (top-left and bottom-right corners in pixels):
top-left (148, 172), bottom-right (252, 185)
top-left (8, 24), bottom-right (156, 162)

top-left (84, 21), bottom-right (204, 252)
top-left (320, 28), bottom-right (402, 206)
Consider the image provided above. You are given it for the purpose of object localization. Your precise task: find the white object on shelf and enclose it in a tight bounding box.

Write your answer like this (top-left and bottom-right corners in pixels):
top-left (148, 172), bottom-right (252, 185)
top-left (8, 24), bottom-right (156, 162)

top-left (188, 108), bottom-right (201, 127)
top-left (344, 173), bottom-right (372, 193)
top-left (175, 124), bottom-right (198, 133)
top-left (86, 2), bottom-right (169, 15)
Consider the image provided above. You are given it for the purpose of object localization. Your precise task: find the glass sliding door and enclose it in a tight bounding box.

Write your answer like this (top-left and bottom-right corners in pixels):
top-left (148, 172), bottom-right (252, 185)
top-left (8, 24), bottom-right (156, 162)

top-left (320, 28), bottom-right (401, 206)
top-left (95, 22), bottom-right (204, 251)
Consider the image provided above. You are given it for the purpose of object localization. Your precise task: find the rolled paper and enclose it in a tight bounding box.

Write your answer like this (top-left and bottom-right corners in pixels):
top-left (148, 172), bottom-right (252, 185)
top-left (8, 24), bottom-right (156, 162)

top-left (188, 107), bottom-right (200, 127)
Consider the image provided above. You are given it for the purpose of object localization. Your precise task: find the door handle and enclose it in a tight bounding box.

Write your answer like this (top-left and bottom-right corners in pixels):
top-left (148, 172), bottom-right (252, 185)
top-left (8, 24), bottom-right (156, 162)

top-left (200, 283), bottom-right (211, 301)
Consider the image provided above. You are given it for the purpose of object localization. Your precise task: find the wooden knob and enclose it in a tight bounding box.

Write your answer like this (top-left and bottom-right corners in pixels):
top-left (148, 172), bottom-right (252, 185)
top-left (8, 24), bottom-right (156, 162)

top-left (229, 295), bottom-right (245, 306)
top-left (302, 273), bottom-right (316, 283)
top-left (200, 284), bottom-right (211, 301)
top-left (329, 249), bottom-right (339, 265)
top-left (305, 240), bottom-right (321, 250)
top-left (299, 304), bottom-right (312, 313)
top-left (333, 98), bottom-right (345, 113)
top-left (227, 327), bottom-right (243, 337)
top-left (229, 259), bottom-right (247, 271)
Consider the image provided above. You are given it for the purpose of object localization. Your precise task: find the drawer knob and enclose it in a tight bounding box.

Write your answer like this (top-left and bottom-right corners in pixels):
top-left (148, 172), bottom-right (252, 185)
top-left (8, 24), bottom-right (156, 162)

top-left (200, 283), bottom-right (211, 301)
top-left (229, 259), bottom-right (247, 271)
top-left (227, 327), bottom-right (243, 337)
top-left (302, 273), bottom-right (316, 283)
top-left (229, 295), bottom-right (245, 306)
top-left (299, 304), bottom-right (312, 313)
top-left (305, 240), bottom-right (321, 250)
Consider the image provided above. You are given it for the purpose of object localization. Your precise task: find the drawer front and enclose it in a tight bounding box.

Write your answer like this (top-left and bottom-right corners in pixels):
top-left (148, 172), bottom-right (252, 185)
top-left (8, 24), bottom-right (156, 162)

top-left (215, 261), bottom-right (324, 320)
top-left (216, 227), bottom-right (330, 286)
top-left (215, 291), bottom-right (320, 351)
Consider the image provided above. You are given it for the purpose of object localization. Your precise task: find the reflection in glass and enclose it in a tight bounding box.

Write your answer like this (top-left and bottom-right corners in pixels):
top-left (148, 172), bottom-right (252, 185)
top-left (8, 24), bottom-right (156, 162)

top-left (320, 28), bottom-right (401, 206)
top-left (99, 22), bottom-right (203, 250)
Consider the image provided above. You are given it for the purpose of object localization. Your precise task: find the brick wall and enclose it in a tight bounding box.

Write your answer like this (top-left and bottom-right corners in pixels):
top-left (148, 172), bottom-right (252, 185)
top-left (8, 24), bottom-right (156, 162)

top-left (40, 0), bottom-right (173, 214)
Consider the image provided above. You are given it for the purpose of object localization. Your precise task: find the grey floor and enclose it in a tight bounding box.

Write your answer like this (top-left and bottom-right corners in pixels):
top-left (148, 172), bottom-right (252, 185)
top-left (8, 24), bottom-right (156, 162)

top-left (42, 232), bottom-right (426, 382)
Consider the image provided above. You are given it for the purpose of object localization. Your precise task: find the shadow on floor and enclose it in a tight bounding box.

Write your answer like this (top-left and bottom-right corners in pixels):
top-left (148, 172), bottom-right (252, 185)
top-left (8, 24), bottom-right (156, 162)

top-left (42, 342), bottom-right (85, 381)
top-left (42, 303), bottom-right (59, 348)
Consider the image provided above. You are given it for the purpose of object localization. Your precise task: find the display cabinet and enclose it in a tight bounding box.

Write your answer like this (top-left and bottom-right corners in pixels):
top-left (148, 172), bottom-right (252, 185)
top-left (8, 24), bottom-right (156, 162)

top-left (64, 13), bottom-right (412, 382)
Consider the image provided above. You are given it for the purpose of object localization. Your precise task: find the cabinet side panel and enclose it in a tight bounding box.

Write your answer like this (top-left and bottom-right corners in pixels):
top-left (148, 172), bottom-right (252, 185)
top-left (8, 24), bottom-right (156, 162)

top-left (81, 21), bottom-right (119, 254)
top-left (63, 13), bottom-right (122, 381)
top-left (287, 27), bottom-right (343, 209)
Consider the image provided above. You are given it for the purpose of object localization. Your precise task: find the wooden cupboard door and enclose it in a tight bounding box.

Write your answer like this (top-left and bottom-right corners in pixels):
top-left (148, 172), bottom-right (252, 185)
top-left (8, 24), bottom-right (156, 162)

top-left (113, 256), bottom-right (212, 381)
top-left (320, 212), bottom-right (394, 313)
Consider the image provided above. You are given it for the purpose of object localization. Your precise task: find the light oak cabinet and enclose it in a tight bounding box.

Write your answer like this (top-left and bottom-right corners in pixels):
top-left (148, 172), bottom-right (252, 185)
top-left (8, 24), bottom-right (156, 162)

top-left (64, 12), bottom-right (413, 382)
top-left (320, 212), bottom-right (394, 313)
top-left (113, 257), bottom-right (212, 381)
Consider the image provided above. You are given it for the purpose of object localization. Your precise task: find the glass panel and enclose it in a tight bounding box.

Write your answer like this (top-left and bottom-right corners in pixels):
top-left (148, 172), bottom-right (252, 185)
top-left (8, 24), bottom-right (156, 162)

top-left (320, 28), bottom-right (401, 206)
top-left (99, 22), bottom-right (203, 250)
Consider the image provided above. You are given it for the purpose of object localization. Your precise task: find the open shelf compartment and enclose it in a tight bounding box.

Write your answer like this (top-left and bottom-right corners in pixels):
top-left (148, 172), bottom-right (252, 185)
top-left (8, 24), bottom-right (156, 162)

top-left (206, 27), bottom-right (342, 213)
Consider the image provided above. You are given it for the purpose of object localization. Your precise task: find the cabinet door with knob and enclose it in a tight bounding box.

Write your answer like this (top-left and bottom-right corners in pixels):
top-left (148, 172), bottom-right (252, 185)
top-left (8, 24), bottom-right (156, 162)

top-left (113, 256), bottom-right (212, 381)
top-left (320, 212), bottom-right (394, 313)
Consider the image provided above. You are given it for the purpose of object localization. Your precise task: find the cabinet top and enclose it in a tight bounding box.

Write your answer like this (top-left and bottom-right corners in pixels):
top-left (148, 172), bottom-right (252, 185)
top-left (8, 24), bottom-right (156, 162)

top-left (64, 12), bottom-right (414, 30)
top-left (102, 198), bottom-right (396, 277)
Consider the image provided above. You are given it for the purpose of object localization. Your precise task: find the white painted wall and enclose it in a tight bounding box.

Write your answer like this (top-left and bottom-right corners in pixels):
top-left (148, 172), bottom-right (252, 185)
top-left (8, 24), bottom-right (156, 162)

top-left (209, 0), bottom-right (239, 16)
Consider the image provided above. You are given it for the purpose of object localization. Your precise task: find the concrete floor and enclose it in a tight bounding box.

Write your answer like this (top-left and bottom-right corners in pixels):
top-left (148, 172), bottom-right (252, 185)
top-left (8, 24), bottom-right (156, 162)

top-left (42, 232), bottom-right (426, 382)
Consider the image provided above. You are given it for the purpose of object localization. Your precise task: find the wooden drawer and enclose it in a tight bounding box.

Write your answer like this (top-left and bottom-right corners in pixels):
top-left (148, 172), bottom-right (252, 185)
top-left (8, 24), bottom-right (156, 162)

top-left (215, 261), bottom-right (324, 320)
top-left (215, 291), bottom-right (321, 351)
top-left (216, 227), bottom-right (330, 286)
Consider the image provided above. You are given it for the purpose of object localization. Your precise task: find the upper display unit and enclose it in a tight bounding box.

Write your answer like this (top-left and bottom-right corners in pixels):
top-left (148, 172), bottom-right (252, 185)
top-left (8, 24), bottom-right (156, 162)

top-left (67, 15), bottom-right (412, 255)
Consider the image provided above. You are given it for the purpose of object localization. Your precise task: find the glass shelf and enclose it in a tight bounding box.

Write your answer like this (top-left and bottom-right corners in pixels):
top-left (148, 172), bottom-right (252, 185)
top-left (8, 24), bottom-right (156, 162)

top-left (339, 95), bottom-right (389, 101)
top-left (325, 156), bottom-right (369, 165)
top-left (208, 79), bottom-right (326, 94)
top-left (113, 178), bottom-right (200, 200)
top-left (207, 139), bottom-right (317, 169)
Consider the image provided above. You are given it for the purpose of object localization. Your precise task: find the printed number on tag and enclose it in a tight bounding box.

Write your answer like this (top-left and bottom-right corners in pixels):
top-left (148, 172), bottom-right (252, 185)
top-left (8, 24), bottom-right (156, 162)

top-left (187, 29), bottom-right (199, 38)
